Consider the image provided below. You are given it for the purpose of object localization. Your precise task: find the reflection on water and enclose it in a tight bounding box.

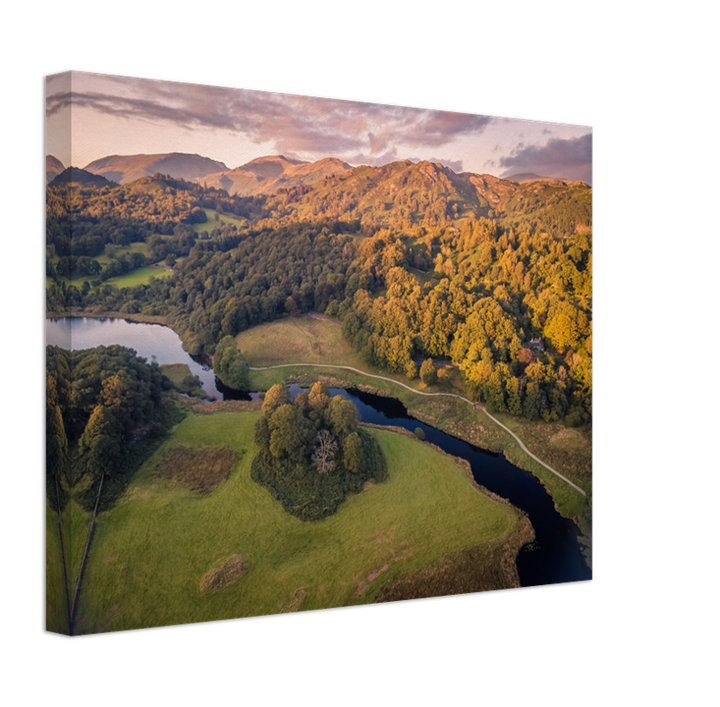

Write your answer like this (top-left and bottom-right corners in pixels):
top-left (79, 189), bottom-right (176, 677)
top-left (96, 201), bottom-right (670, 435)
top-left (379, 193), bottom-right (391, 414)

top-left (45, 317), bottom-right (223, 399)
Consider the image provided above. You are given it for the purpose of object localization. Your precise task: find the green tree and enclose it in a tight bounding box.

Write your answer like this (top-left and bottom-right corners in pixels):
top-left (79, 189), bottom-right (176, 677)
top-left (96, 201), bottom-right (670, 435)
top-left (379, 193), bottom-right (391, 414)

top-left (78, 405), bottom-right (122, 479)
top-left (268, 404), bottom-right (313, 461)
top-left (214, 335), bottom-right (249, 390)
top-left (420, 358), bottom-right (437, 385)
top-left (46, 397), bottom-right (69, 503)
top-left (343, 432), bottom-right (364, 473)
top-left (326, 395), bottom-right (360, 439)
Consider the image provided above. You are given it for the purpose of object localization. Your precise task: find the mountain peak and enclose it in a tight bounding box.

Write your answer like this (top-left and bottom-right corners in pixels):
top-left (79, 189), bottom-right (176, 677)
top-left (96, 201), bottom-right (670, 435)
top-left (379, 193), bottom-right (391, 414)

top-left (50, 167), bottom-right (117, 187)
top-left (84, 152), bottom-right (229, 185)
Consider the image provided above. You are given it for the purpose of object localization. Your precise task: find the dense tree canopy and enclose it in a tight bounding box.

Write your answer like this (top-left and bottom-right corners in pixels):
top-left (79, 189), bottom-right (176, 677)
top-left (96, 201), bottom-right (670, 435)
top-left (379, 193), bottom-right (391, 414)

top-left (47, 160), bottom-right (592, 427)
top-left (45, 345), bottom-right (175, 506)
top-left (252, 386), bottom-right (385, 520)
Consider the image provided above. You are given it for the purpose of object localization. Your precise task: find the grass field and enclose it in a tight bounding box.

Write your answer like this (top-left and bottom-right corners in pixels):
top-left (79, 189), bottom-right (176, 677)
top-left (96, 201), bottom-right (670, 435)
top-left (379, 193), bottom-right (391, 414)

top-left (74, 412), bottom-right (524, 633)
top-left (192, 209), bottom-right (247, 234)
top-left (46, 242), bottom-right (174, 293)
top-left (237, 315), bottom-right (467, 396)
top-left (103, 267), bottom-right (171, 289)
top-left (46, 501), bottom-right (70, 634)
top-left (237, 315), bottom-right (367, 368)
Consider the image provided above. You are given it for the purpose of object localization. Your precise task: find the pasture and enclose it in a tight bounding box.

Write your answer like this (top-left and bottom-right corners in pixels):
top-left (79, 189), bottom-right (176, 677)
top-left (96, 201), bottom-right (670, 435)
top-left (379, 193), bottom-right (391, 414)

top-left (74, 411), bottom-right (523, 633)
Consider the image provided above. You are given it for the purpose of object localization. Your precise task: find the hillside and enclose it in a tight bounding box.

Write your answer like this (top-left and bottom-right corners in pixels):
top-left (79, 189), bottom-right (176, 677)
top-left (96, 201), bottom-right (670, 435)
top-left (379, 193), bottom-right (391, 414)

top-left (46, 157), bottom-right (592, 509)
top-left (262, 159), bottom-right (592, 233)
top-left (50, 167), bottom-right (117, 187)
top-left (84, 152), bottom-right (228, 184)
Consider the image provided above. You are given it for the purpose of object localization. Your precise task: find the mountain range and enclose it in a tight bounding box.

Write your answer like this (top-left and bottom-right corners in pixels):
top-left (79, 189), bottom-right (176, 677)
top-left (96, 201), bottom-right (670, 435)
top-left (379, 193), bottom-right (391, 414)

top-left (47, 152), bottom-right (586, 193)
top-left (46, 151), bottom-right (590, 231)
top-left (77, 152), bottom-right (353, 197)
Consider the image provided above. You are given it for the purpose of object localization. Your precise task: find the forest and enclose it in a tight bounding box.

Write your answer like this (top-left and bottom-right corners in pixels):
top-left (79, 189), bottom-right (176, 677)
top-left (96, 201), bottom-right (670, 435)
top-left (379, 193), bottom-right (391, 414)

top-left (46, 345), bottom-right (180, 513)
top-left (46, 160), bottom-right (592, 427)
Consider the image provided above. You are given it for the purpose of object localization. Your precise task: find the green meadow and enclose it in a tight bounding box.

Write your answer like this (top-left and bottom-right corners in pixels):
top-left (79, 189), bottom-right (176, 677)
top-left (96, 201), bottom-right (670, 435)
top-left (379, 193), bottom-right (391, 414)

top-left (192, 209), bottom-right (247, 234)
top-left (46, 243), bottom-right (170, 292)
top-left (45, 502), bottom-right (70, 634)
top-left (74, 411), bottom-right (523, 634)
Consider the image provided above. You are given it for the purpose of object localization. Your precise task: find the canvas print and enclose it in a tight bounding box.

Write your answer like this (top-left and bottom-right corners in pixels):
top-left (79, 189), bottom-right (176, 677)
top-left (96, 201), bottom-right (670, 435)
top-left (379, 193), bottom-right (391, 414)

top-left (45, 71), bottom-right (592, 635)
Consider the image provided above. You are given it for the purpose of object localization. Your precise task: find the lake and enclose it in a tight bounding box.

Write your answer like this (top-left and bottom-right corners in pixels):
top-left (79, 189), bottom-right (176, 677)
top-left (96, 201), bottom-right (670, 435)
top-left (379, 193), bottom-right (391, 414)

top-left (45, 315), bottom-right (591, 588)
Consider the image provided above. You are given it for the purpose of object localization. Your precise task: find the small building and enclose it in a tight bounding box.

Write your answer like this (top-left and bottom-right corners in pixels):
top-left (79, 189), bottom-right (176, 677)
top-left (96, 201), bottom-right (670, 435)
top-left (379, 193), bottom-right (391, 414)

top-left (529, 338), bottom-right (545, 353)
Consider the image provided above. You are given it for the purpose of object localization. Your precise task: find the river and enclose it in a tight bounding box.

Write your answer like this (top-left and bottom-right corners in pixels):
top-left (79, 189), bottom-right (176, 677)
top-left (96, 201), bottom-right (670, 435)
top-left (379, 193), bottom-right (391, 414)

top-left (46, 316), bottom-right (591, 588)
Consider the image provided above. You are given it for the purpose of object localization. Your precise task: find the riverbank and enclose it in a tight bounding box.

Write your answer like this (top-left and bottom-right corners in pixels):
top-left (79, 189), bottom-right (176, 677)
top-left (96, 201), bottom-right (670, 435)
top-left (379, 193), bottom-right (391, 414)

top-left (248, 365), bottom-right (591, 549)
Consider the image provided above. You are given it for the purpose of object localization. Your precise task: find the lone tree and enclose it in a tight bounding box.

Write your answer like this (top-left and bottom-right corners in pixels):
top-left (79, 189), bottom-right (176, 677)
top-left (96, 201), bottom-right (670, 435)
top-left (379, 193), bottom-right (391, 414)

top-left (420, 358), bottom-right (438, 385)
top-left (214, 336), bottom-right (250, 390)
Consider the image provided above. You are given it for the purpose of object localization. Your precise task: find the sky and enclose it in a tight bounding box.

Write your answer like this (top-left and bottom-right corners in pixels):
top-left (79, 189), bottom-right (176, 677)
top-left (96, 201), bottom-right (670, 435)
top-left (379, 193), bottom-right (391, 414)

top-left (46, 71), bottom-right (592, 184)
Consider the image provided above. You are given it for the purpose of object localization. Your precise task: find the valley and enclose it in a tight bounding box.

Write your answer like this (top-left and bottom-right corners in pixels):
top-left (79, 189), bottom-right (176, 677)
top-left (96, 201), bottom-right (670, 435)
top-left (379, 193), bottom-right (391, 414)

top-left (46, 142), bottom-right (592, 634)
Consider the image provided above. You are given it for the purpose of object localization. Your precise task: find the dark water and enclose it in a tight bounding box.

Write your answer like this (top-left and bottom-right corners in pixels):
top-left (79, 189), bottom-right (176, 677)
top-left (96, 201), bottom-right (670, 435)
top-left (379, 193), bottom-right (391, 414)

top-left (45, 317), bottom-right (591, 588)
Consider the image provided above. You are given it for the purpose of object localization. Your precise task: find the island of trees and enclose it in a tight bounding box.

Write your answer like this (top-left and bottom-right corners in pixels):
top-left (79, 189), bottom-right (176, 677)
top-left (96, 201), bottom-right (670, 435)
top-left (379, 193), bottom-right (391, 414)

top-left (252, 382), bottom-right (387, 520)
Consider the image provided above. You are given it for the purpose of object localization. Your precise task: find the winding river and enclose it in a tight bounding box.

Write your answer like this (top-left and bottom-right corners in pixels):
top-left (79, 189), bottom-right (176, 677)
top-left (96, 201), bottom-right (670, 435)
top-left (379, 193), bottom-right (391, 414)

top-left (46, 316), bottom-right (591, 588)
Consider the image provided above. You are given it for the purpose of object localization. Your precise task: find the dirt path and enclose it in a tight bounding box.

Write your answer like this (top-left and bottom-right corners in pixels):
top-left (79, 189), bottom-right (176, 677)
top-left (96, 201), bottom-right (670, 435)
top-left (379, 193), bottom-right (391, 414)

top-left (249, 362), bottom-right (586, 496)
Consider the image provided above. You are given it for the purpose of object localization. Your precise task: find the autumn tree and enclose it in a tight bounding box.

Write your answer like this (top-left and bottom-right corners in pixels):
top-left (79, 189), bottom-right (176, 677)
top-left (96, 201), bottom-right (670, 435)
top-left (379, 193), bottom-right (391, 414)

top-left (308, 381), bottom-right (332, 421)
top-left (262, 384), bottom-right (291, 418)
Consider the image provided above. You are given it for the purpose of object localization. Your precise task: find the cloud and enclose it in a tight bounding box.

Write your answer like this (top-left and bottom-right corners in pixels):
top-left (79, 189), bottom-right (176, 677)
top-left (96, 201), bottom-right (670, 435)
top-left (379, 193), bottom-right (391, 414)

top-left (499, 132), bottom-right (592, 183)
top-left (401, 111), bottom-right (492, 148)
top-left (47, 74), bottom-right (493, 164)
